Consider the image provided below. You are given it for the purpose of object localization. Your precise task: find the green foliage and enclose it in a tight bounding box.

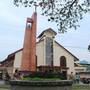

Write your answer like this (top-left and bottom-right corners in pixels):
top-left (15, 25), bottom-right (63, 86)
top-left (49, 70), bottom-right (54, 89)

top-left (22, 71), bottom-right (65, 80)
top-left (13, 0), bottom-right (90, 33)
top-left (23, 77), bottom-right (62, 80)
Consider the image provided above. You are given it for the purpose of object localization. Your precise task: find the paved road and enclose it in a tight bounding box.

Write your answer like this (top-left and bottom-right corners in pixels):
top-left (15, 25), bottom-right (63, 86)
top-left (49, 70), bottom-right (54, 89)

top-left (0, 89), bottom-right (9, 90)
top-left (0, 80), bottom-right (5, 85)
top-left (0, 80), bottom-right (10, 90)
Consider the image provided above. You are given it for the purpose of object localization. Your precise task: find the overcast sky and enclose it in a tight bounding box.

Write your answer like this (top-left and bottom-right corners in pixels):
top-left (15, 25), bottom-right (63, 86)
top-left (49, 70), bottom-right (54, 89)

top-left (0, 0), bottom-right (90, 63)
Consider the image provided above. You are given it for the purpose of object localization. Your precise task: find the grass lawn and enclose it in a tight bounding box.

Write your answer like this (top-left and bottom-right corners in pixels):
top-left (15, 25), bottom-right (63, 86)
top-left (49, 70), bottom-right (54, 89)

top-left (72, 84), bottom-right (90, 90)
top-left (0, 84), bottom-right (90, 90)
top-left (0, 84), bottom-right (10, 89)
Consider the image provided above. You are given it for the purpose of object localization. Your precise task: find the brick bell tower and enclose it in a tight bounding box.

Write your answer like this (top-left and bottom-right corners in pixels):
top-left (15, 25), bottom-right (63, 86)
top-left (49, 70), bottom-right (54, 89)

top-left (21, 12), bottom-right (37, 71)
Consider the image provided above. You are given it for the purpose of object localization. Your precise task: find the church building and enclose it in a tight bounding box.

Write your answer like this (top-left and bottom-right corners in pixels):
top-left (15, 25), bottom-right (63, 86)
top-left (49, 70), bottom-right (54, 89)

top-left (0, 28), bottom-right (79, 78)
top-left (0, 12), bottom-right (79, 79)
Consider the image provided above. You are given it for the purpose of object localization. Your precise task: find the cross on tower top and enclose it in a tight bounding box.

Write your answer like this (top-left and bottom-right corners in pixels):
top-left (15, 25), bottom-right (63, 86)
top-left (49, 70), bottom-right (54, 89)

top-left (34, 2), bottom-right (39, 13)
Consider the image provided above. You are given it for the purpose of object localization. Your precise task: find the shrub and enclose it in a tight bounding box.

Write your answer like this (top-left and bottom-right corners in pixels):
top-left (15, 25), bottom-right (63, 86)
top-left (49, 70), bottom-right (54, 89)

top-left (23, 71), bottom-right (65, 80)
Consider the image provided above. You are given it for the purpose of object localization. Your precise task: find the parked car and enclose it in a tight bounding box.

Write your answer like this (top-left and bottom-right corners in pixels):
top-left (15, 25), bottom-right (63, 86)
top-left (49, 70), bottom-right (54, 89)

top-left (81, 78), bottom-right (90, 84)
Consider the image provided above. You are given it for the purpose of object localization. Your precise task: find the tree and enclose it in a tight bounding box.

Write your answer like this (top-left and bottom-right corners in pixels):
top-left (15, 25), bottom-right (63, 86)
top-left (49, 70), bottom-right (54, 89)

top-left (13, 0), bottom-right (90, 33)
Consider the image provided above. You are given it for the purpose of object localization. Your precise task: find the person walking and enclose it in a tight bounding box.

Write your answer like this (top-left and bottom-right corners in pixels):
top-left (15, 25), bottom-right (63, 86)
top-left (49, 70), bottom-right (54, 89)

top-left (69, 72), bottom-right (75, 84)
top-left (75, 73), bottom-right (80, 84)
top-left (13, 69), bottom-right (21, 80)
top-left (69, 72), bottom-right (74, 80)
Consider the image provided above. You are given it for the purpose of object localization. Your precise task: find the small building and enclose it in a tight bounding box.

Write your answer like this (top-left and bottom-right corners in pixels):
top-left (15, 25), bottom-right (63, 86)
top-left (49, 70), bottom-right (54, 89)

top-left (0, 28), bottom-right (79, 79)
top-left (75, 63), bottom-right (90, 79)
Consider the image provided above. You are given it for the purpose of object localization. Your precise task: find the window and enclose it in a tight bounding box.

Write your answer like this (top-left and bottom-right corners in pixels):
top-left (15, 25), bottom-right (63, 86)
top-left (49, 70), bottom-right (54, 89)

top-left (60, 56), bottom-right (66, 67)
top-left (45, 37), bottom-right (53, 66)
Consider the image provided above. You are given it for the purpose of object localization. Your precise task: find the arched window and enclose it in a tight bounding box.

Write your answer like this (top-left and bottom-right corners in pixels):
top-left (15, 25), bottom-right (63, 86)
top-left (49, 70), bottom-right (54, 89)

top-left (60, 56), bottom-right (66, 67)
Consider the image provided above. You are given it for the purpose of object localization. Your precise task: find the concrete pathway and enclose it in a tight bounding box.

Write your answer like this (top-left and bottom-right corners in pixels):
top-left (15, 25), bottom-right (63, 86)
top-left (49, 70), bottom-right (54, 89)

top-left (0, 80), bottom-right (10, 90)
top-left (0, 80), bottom-right (5, 85)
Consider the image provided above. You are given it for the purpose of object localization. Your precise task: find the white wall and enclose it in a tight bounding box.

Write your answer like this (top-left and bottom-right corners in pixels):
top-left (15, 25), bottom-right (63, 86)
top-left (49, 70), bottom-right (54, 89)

top-left (13, 39), bottom-right (46, 71)
top-left (53, 42), bottom-right (75, 75)
top-left (36, 40), bottom-right (45, 66)
top-left (75, 66), bottom-right (87, 73)
top-left (44, 31), bottom-right (55, 38)
top-left (13, 37), bottom-right (76, 75)
top-left (13, 51), bottom-right (22, 72)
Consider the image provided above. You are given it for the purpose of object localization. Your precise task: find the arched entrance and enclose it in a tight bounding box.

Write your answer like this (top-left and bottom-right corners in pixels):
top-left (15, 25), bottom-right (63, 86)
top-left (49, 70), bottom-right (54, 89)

top-left (60, 56), bottom-right (67, 79)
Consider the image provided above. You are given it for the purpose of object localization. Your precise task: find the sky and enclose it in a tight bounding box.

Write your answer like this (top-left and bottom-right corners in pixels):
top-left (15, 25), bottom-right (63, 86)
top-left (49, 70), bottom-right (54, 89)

top-left (0, 0), bottom-right (90, 63)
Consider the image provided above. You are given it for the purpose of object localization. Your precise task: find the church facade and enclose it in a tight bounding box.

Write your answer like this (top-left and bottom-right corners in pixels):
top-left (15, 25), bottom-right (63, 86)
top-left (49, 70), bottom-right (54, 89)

top-left (0, 28), bottom-right (79, 79)
top-left (0, 12), bottom-right (79, 79)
